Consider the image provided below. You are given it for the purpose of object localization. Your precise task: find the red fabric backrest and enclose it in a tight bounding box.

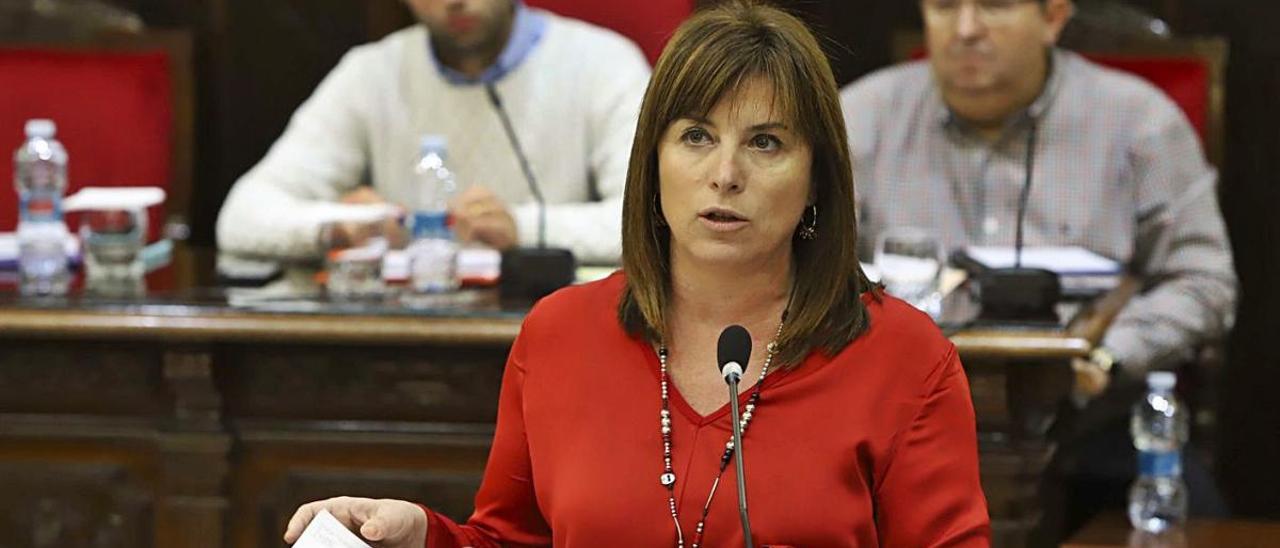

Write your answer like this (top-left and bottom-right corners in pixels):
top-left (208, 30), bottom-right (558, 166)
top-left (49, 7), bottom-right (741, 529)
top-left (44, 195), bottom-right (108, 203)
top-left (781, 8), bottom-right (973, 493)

top-left (908, 47), bottom-right (1210, 142)
top-left (525, 0), bottom-right (694, 64)
top-left (0, 48), bottom-right (173, 238)
top-left (1081, 54), bottom-right (1209, 140)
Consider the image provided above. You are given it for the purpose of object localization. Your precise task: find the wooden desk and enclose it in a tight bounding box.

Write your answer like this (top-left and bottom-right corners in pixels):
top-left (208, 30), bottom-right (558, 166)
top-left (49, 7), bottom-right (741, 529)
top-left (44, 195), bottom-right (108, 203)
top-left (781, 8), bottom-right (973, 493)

top-left (1065, 513), bottom-right (1280, 548)
top-left (0, 281), bottom-right (1136, 547)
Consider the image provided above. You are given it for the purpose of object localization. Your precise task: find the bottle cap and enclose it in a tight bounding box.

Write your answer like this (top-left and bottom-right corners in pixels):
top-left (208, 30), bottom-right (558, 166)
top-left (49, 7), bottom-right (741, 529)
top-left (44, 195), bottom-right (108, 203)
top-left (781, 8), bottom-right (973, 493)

top-left (419, 134), bottom-right (448, 157)
top-left (24, 119), bottom-right (56, 139)
top-left (1146, 371), bottom-right (1177, 390)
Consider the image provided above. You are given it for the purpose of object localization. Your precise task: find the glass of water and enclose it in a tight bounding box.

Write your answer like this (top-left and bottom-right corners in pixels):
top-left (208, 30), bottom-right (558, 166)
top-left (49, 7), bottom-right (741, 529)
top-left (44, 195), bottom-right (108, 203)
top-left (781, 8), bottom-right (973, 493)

top-left (322, 218), bottom-right (390, 301)
top-left (81, 208), bottom-right (145, 281)
top-left (875, 227), bottom-right (945, 317)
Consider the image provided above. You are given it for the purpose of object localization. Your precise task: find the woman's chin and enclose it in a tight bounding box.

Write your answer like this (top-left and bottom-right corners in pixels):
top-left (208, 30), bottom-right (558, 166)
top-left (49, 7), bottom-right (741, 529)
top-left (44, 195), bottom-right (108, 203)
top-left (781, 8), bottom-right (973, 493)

top-left (675, 240), bottom-right (780, 270)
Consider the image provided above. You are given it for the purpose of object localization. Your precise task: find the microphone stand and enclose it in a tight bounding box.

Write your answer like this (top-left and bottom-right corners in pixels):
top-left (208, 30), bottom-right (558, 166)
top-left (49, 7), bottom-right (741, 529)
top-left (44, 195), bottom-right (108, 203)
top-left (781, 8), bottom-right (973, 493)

top-left (724, 368), bottom-right (755, 548)
top-left (962, 117), bottom-right (1061, 323)
top-left (484, 83), bottom-right (576, 301)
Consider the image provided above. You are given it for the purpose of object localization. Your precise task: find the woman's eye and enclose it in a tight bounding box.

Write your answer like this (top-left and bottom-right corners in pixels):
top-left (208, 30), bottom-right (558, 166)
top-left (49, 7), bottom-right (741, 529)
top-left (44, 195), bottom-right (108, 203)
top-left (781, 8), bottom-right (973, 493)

top-left (681, 127), bottom-right (712, 145)
top-left (750, 134), bottom-right (781, 151)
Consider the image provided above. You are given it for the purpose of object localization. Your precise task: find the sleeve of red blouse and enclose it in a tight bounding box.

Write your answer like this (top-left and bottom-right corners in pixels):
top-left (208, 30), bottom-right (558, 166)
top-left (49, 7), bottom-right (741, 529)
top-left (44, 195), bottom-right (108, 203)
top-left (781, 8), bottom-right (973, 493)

top-left (874, 345), bottom-right (991, 547)
top-left (419, 327), bottom-right (553, 547)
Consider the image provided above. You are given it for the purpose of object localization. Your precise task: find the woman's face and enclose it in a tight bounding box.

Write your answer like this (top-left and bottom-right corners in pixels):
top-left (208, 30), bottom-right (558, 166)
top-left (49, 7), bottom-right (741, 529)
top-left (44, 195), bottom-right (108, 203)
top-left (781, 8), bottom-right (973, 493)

top-left (657, 77), bottom-right (813, 271)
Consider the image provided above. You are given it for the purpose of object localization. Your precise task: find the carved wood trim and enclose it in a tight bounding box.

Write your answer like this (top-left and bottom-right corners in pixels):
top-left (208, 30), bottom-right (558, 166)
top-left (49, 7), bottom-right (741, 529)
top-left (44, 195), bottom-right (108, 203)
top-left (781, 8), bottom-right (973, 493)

top-left (164, 349), bottom-right (222, 430)
top-left (155, 347), bottom-right (230, 548)
top-left (0, 461), bottom-right (152, 548)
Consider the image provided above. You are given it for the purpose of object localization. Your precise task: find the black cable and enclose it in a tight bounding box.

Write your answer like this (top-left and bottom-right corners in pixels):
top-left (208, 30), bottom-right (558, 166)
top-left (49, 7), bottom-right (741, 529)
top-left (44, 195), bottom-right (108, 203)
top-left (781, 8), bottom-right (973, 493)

top-left (485, 83), bottom-right (547, 248)
top-left (1015, 118), bottom-right (1039, 269)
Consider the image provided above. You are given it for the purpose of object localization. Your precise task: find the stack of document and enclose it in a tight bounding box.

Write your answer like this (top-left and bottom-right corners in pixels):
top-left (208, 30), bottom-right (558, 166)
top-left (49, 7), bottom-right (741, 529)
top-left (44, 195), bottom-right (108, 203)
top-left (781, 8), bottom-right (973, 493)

top-left (958, 246), bottom-right (1122, 297)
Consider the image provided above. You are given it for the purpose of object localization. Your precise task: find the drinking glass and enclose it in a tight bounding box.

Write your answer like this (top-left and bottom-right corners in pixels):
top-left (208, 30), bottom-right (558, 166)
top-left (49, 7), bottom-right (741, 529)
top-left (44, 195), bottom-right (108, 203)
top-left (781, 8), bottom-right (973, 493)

top-left (322, 218), bottom-right (390, 301)
top-left (81, 208), bottom-right (145, 281)
top-left (875, 227), bottom-right (945, 318)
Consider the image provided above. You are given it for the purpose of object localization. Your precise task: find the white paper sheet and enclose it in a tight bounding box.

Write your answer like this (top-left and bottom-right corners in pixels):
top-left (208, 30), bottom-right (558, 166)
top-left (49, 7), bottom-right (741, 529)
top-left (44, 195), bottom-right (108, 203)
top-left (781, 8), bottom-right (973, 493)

top-left (292, 509), bottom-right (373, 548)
top-left (962, 246), bottom-right (1120, 275)
top-left (63, 186), bottom-right (166, 211)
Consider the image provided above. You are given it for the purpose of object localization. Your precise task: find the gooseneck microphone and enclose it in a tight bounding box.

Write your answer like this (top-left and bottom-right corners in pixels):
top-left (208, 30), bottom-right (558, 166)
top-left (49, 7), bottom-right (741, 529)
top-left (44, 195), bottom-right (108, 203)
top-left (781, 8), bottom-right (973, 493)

top-left (718, 325), bottom-right (751, 383)
top-left (484, 83), bottom-right (575, 300)
top-left (1013, 119), bottom-right (1038, 269)
top-left (485, 83), bottom-right (547, 248)
top-left (965, 118), bottom-right (1061, 322)
top-left (717, 325), bottom-right (755, 548)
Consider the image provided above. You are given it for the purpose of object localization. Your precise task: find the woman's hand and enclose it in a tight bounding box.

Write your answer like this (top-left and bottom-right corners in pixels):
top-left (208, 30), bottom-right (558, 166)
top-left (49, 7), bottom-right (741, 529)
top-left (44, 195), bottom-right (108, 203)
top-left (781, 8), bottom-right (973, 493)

top-left (283, 496), bottom-right (427, 548)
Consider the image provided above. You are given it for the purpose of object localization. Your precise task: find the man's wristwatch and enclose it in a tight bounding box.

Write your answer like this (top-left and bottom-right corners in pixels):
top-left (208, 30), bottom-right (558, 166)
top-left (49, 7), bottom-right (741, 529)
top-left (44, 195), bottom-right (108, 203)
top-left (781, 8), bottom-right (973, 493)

top-left (1071, 346), bottom-right (1121, 406)
top-left (1087, 347), bottom-right (1118, 376)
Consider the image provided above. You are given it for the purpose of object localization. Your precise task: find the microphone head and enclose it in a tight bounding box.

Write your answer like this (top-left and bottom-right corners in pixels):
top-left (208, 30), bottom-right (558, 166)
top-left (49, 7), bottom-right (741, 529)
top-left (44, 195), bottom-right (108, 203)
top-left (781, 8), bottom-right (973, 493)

top-left (717, 325), bottom-right (752, 383)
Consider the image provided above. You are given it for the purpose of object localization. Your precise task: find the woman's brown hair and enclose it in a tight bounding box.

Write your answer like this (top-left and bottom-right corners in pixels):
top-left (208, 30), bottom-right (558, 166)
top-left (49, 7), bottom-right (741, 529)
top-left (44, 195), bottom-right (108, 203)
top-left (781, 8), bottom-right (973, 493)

top-left (618, 0), bottom-right (874, 366)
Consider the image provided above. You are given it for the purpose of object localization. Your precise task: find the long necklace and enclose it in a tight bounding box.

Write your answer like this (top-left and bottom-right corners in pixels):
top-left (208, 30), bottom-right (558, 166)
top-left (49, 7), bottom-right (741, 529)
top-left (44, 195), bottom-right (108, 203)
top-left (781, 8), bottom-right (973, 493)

top-left (658, 320), bottom-right (785, 548)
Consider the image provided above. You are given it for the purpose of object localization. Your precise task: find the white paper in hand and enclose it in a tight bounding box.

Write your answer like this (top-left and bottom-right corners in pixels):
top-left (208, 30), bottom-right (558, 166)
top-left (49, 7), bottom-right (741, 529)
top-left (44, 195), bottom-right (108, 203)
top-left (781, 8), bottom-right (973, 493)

top-left (293, 509), bottom-right (373, 548)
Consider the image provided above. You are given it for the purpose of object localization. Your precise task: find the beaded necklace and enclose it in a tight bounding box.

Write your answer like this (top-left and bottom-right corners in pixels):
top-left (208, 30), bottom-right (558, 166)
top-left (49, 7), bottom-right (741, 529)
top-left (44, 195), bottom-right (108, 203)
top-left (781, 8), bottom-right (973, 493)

top-left (657, 319), bottom-right (785, 548)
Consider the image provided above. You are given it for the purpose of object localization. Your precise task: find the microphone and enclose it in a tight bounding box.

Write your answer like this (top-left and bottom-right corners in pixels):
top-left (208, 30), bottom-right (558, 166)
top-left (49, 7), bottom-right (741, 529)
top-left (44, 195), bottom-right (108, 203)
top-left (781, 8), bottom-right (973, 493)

top-left (961, 118), bottom-right (1061, 322)
top-left (716, 325), bottom-right (755, 548)
top-left (485, 83), bottom-right (546, 248)
top-left (718, 324), bottom-right (751, 384)
top-left (484, 83), bottom-right (575, 300)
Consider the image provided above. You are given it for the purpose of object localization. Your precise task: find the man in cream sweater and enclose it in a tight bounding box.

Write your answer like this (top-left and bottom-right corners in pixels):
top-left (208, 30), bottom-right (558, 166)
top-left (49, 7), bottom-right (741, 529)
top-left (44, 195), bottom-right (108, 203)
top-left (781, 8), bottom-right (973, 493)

top-left (216, 0), bottom-right (651, 267)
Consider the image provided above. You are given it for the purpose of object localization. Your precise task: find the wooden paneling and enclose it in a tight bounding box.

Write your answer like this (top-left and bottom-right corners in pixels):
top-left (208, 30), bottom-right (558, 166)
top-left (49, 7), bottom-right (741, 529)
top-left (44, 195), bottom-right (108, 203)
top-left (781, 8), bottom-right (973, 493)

top-left (220, 345), bottom-right (506, 423)
top-left (0, 292), bottom-right (1108, 547)
top-left (0, 327), bottom-right (502, 548)
top-left (0, 460), bottom-right (153, 548)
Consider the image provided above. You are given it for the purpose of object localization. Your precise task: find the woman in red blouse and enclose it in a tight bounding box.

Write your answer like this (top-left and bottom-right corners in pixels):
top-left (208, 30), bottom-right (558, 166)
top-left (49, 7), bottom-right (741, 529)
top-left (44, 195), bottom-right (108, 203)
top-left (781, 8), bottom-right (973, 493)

top-left (284, 2), bottom-right (990, 546)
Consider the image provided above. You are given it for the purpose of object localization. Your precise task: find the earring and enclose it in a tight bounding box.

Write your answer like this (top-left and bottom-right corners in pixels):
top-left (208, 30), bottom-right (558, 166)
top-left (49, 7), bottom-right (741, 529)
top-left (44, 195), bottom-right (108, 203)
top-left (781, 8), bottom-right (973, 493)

top-left (797, 204), bottom-right (818, 240)
top-left (653, 194), bottom-right (668, 227)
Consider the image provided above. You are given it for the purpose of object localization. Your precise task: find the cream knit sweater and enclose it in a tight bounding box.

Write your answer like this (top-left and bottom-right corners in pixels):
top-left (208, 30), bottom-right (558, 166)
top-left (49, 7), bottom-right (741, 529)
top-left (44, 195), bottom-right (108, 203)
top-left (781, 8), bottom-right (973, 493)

top-left (216, 12), bottom-right (650, 265)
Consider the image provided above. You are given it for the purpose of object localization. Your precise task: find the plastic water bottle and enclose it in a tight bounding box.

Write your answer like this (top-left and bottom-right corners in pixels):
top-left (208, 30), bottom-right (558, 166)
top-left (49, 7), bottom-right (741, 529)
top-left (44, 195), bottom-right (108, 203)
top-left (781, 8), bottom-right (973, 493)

top-left (1128, 371), bottom-right (1189, 533)
top-left (12, 119), bottom-right (70, 295)
top-left (407, 135), bottom-right (459, 293)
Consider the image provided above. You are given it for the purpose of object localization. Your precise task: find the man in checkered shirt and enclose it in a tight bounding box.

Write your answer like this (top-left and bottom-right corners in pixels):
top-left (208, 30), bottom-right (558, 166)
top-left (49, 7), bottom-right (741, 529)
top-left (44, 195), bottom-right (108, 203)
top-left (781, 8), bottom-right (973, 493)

top-left (840, 0), bottom-right (1236, 540)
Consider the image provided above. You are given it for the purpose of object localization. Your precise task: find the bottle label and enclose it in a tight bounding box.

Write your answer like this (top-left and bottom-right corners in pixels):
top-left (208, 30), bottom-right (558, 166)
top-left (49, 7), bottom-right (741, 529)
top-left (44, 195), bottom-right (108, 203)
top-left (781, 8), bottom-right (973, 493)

top-left (19, 191), bottom-right (63, 223)
top-left (1138, 450), bottom-right (1182, 477)
top-left (412, 210), bottom-right (453, 240)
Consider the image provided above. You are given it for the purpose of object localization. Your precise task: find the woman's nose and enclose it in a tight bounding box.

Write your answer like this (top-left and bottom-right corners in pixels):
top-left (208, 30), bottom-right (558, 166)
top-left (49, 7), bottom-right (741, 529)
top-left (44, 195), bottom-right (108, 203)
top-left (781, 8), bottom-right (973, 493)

top-left (709, 148), bottom-right (744, 194)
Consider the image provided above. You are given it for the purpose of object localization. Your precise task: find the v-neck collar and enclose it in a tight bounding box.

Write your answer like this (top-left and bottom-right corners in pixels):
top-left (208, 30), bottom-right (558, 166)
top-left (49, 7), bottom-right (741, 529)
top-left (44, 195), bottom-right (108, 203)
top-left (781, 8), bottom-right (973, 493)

top-left (636, 337), bottom-right (827, 427)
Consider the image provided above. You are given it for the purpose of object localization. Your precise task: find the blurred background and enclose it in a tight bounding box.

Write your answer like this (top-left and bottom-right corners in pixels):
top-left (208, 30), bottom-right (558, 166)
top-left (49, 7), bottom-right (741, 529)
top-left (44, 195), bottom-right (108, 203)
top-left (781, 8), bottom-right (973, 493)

top-left (71, 0), bottom-right (1280, 515)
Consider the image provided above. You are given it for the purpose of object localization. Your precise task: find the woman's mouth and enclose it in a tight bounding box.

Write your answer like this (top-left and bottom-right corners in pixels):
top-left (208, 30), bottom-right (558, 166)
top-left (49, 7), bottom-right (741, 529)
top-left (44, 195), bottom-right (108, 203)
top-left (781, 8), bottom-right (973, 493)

top-left (698, 208), bottom-right (749, 231)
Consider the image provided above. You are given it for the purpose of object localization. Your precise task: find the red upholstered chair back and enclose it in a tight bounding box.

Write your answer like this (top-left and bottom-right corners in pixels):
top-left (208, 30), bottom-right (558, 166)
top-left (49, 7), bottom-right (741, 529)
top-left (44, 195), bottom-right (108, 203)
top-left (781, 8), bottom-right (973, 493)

top-left (524, 0), bottom-right (694, 64)
top-left (0, 46), bottom-right (174, 239)
top-left (1083, 54), bottom-right (1209, 140)
top-left (0, 32), bottom-right (195, 289)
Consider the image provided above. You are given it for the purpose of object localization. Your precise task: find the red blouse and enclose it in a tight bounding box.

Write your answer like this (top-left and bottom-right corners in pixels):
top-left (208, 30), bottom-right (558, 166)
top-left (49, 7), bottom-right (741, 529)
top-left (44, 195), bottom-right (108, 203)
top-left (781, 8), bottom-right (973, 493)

top-left (424, 272), bottom-right (990, 547)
